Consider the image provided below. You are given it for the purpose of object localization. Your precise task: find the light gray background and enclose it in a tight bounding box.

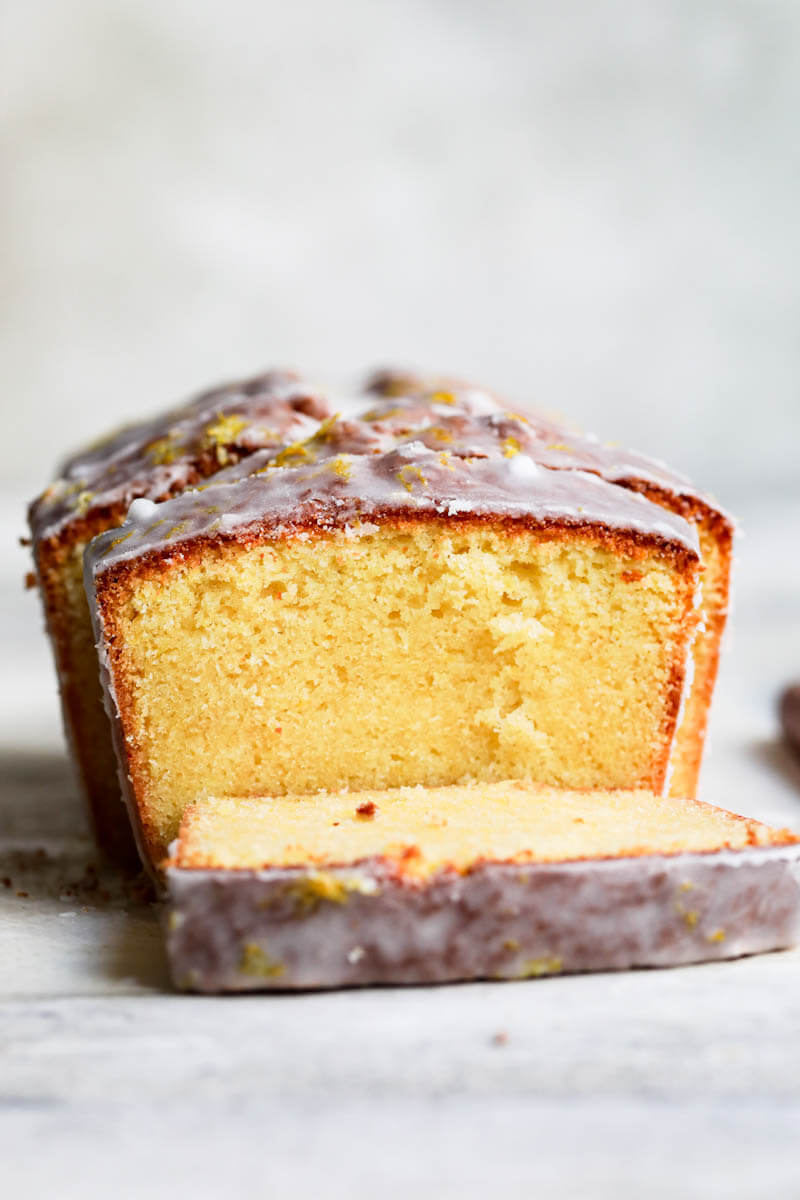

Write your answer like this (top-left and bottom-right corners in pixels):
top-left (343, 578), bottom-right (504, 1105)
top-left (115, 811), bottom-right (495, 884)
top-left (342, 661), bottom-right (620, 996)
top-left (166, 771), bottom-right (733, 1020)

top-left (3, 3), bottom-right (800, 1197)
top-left (2, 0), bottom-right (799, 495)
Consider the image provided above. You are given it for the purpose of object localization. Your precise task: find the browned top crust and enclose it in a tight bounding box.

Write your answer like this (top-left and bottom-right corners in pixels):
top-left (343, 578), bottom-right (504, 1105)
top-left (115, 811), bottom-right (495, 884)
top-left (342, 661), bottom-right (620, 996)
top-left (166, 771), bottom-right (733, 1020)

top-left (28, 369), bottom-right (321, 541)
top-left (29, 365), bottom-right (730, 550)
top-left (78, 369), bottom-right (711, 579)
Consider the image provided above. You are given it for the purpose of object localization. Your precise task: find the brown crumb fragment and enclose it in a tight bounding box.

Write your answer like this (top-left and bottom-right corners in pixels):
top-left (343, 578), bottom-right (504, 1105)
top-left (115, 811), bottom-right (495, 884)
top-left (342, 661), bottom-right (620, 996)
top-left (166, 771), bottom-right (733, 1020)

top-left (492, 1031), bottom-right (509, 1046)
top-left (356, 801), bottom-right (377, 819)
top-left (2, 877), bottom-right (11, 888)
top-left (24, 572), bottom-right (37, 590)
top-left (16, 891), bottom-right (29, 898)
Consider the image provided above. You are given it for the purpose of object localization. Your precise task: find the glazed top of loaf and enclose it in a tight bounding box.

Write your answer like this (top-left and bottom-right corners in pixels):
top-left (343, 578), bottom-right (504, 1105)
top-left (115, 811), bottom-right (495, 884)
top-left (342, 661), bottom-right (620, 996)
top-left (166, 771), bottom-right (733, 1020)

top-left (28, 369), bottom-right (321, 541)
top-left (84, 397), bottom-right (703, 578)
top-left (30, 367), bottom-right (721, 547)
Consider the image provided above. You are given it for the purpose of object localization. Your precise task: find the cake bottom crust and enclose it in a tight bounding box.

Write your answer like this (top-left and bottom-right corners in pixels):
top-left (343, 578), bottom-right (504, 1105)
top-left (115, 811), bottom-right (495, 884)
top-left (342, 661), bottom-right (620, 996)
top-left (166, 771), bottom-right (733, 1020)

top-left (164, 847), bottom-right (800, 992)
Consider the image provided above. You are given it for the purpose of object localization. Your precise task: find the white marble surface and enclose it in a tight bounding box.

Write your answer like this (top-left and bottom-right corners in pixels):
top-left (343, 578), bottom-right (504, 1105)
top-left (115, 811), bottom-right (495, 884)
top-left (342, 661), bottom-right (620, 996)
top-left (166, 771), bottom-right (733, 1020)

top-left (2, 482), bottom-right (800, 1197)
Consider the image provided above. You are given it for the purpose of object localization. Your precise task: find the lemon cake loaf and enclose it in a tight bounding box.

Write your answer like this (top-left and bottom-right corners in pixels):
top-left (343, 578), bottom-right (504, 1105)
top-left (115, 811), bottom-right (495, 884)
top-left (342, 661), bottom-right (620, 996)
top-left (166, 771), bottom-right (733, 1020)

top-left (164, 783), bottom-right (800, 991)
top-left (31, 367), bottom-right (731, 863)
top-left (85, 408), bottom-right (703, 872)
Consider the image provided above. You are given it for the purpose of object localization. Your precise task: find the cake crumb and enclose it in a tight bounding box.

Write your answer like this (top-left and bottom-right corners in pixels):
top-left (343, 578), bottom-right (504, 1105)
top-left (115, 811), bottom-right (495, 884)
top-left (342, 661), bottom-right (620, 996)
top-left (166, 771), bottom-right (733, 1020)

top-left (356, 801), bottom-right (377, 819)
top-left (492, 1031), bottom-right (509, 1046)
top-left (16, 891), bottom-right (29, 898)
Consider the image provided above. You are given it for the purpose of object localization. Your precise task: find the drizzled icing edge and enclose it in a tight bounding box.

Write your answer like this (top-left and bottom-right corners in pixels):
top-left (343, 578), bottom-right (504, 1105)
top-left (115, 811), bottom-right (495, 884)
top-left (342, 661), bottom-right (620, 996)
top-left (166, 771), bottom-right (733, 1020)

top-left (163, 845), bottom-right (800, 990)
top-left (84, 445), bottom-right (700, 579)
top-left (29, 367), bottom-right (731, 549)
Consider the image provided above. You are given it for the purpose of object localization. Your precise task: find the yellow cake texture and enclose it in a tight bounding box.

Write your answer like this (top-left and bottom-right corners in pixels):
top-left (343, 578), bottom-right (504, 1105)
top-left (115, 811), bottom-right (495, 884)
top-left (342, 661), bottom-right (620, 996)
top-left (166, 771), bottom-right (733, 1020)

top-left (172, 784), bottom-right (798, 874)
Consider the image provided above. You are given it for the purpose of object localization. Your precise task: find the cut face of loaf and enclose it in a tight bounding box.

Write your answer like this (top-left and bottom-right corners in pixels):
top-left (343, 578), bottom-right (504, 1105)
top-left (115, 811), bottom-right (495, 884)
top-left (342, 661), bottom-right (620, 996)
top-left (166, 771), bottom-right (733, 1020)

top-left (88, 440), bottom-right (701, 872)
top-left (164, 784), bottom-right (800, 992)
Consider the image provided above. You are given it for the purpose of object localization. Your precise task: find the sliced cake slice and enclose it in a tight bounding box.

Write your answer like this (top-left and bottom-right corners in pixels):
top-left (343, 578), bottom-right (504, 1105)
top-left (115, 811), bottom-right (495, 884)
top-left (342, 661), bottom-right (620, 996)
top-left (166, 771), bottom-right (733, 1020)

top-left (85, 443), bottom-right (701, 872)
top-left (164, 783), bottom-right (800, 992)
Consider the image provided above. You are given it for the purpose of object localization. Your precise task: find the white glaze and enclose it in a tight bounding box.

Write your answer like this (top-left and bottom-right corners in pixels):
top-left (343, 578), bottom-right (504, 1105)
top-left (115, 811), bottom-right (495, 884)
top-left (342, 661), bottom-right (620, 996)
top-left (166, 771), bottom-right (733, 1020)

top-left (164, 843), bottom-right (800, 991)
top-left (84, 424), bottom-right (700, 577)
